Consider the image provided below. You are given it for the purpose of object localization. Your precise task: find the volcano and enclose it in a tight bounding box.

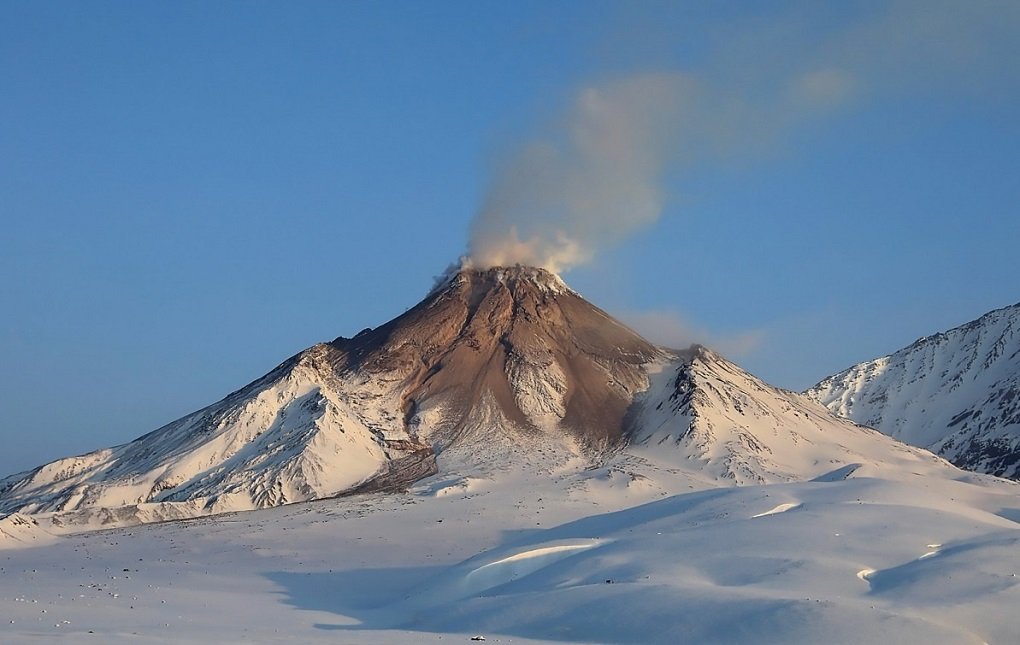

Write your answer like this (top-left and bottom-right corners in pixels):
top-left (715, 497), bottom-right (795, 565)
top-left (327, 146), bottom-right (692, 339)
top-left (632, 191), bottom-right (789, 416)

top-left (0, 266), bottom-right (953, 528)
top-left (335, 265), bottom-right (661, 453)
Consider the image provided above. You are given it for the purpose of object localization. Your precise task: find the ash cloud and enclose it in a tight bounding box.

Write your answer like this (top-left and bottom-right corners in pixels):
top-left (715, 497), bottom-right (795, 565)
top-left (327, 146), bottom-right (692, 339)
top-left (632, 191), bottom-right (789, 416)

top-left (466, 1), bottom-right (1019, 274)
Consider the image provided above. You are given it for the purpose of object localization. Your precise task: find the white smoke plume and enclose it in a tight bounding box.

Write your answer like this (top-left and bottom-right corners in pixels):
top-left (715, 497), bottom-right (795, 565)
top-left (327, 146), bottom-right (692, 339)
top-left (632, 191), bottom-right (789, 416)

top-left (469, 73), bottom-right (695, 273)
top-left (466, 1), bottom-right (1019, 274)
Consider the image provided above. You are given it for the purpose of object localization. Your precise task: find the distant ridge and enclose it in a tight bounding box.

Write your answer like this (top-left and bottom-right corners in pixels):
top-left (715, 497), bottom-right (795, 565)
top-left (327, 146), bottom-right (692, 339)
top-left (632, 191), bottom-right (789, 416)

top-left (807, 302), bottom-right (1020, 478)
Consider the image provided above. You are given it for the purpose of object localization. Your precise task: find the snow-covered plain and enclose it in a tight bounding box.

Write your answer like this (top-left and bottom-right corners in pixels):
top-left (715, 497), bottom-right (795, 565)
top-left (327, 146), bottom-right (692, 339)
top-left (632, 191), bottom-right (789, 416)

top-left (3, 455), bottom-right (1020, 644)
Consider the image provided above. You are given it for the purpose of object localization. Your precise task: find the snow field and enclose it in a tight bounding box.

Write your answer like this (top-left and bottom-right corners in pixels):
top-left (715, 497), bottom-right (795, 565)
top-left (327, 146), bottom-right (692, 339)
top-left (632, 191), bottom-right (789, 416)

top-left (3, 461), bottom-right (1020, 644)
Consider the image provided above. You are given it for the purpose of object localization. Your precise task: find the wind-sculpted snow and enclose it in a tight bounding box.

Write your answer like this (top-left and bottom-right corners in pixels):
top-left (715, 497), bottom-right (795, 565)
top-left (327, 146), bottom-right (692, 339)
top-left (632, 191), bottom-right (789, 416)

top-left (386, 478), bottom-right (1020, 644)
top-left (808, 302), bottom-right (1020, 479)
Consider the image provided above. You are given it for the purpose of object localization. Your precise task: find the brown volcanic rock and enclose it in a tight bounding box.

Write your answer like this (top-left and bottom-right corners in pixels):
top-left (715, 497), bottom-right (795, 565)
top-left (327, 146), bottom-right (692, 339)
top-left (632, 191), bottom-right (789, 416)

top-left (327, 266), bottom-right (662, 452)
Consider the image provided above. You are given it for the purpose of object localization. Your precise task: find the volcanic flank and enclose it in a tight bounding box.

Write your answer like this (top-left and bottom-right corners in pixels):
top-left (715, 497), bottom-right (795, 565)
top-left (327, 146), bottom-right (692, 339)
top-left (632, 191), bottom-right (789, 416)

top-left (0, 265), bottom-right (957, 529)
top-left (338, 266), bottom-right (661, 451)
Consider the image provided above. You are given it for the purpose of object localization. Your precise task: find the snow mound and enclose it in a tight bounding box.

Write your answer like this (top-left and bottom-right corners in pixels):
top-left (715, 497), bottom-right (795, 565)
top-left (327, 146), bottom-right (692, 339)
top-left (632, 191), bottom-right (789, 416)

top-left (461, 541), bottom-right (603, 596)
top-left (751, 502), bottom-right (801, 518)
top-left (413, 475), bottom-right (488, 498)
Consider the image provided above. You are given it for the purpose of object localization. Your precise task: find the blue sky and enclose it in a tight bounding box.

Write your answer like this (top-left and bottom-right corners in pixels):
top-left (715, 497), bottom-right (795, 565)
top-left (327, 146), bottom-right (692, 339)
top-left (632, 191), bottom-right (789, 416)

top-left (2, 1), bottom-right (1018, 475)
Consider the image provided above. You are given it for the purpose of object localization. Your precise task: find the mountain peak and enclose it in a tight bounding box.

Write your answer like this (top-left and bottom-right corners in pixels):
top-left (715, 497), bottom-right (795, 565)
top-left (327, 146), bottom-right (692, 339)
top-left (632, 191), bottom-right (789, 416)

top-left (807, 300), bottom-right (1020, 479)
top-left (431, 263), bottom-right (572, 299)
top-left (335, 261), bottom-right (662, 456)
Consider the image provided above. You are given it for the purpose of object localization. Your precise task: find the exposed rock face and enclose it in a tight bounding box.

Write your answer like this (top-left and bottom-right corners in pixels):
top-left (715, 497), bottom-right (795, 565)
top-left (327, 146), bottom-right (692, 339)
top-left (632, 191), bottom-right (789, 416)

top-left (807, 302), bottom-right (1020, 479)
top-left (333, 266), bottom-right (662, 452)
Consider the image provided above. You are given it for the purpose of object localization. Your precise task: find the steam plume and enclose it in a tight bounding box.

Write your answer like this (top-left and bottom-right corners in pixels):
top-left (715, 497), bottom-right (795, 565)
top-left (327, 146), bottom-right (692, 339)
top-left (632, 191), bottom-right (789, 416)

top-left (466, 1), bottom-right (1019, 274)
top-left (469, 74), bottom-right (693, 273)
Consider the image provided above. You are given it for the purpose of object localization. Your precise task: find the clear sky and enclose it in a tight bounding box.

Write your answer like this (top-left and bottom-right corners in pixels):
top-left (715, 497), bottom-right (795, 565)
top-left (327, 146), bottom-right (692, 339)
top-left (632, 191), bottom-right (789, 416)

top-left (2, 1), bottom-right (1018, 476)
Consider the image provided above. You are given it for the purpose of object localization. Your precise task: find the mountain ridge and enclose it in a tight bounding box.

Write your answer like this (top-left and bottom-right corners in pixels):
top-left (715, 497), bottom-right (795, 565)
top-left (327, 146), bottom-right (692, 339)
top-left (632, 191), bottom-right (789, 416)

top-left (807, 301), bottom-right (1020, 478)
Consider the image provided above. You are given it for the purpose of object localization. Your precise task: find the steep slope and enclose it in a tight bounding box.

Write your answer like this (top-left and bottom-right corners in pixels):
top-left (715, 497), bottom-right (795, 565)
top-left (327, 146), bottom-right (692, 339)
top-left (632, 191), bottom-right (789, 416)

top-left (333, 265), bottom-right (661, 456)
top-left (0, 266), bottom-right (662, 524)
top-left (626, 347), bottom-right (951, 485)
top-left (807, 302), bottom-right (1020, 478)
top-left (0, 345), bottom-right (435, 521)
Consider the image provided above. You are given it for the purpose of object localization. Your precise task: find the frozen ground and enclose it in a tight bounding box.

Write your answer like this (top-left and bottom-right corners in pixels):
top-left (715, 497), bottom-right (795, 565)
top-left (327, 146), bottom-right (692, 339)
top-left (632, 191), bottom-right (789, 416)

top-left (3, 460), bottom-right (1020, 644)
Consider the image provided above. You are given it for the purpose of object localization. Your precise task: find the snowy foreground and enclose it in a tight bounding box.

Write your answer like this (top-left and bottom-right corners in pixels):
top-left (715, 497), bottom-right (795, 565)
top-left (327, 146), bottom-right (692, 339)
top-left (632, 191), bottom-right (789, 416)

top-left (3, 459), bottom-right (1020, 644)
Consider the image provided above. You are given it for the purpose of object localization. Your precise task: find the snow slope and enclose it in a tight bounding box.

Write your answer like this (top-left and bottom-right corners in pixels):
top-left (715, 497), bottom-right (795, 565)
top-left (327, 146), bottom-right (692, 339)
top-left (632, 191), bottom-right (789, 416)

top-left (807, 302), bottom-right (1020, 478)
top-left (0, 513), bottom-right (55, 550)
top-left (0, 344), bottom-right (434, 525)
top-left (626, 347), bottom-right (948, 485)
top-left (394, 477), bottom-right (1020, 644)
top-left (0, 266), bottom-right (661, 526)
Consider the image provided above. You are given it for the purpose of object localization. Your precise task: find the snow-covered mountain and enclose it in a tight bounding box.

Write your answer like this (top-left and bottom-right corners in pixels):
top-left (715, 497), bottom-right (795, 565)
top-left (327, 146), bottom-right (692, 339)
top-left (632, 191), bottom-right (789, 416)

top-left (0, 266), bottom-right (954, 529)
top-left (626, 346), bottom-right (946, 486)
top-left (807, 302), bottom-right (1020, 479)
top-left (0, 266), bottom-right (656, 525)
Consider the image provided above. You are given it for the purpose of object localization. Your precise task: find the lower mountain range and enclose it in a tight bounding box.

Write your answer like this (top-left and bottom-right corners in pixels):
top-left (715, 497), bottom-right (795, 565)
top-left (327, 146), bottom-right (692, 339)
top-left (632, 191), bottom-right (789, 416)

top-left (808, 302), bottom-right (1020, 479)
